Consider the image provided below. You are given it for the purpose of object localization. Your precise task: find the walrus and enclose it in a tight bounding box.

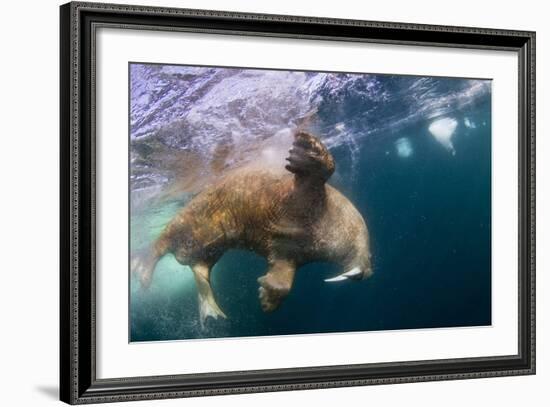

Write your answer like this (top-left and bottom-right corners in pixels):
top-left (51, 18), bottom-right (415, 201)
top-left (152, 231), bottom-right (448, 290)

top-left (132, 130), bottom-right (372, 325)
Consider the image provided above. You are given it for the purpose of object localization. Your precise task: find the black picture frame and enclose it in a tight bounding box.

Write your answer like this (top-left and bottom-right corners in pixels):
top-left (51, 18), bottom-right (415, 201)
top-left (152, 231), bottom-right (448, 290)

top-left (60, 1), bottom-right (536, 404)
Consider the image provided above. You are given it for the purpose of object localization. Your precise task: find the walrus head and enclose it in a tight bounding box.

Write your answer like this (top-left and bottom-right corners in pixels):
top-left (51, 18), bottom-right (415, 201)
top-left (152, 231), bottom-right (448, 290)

top-left (323, 209), bottom-right (373, 283)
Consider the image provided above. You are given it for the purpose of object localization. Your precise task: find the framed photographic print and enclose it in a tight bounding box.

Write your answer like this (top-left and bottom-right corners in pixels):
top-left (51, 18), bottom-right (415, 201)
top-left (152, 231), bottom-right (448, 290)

top-left (60, 1), bottom-right (536, 404)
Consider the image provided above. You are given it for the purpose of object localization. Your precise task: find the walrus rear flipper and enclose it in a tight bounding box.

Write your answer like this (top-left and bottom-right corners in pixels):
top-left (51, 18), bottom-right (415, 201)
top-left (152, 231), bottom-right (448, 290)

top-left (131, 248), bottom-right (160, 289)
top-left (131, 235), bottom-right (170, 289)
top-left (285, 131), bottom-right (335, 185)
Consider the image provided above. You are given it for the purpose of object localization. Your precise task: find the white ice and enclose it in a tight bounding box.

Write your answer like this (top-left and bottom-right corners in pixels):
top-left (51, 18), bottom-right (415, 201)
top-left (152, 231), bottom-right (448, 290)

top-left (428, 117), bottom-right (458, 155)
top-left (394, 137), bottom-right (413, 158)
top-left (335, 122), bottom-right (346, 132)
top-left (464, 117), bottom-right (477, 129)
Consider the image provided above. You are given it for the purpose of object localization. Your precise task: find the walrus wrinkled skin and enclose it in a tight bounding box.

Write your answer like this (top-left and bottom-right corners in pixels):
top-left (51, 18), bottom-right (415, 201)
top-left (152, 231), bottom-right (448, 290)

top-left (132, 131), bottom-right (372, 324)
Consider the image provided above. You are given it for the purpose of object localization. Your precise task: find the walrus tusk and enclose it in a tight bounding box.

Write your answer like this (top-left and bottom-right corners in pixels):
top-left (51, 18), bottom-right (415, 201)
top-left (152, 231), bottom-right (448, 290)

top-left (324, 267), bottom-right (362, 283)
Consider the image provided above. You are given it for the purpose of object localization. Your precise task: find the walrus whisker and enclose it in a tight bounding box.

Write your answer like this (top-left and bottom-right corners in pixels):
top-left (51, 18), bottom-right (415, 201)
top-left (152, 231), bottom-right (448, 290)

top-left (324, 267), bottom-right (362, 283)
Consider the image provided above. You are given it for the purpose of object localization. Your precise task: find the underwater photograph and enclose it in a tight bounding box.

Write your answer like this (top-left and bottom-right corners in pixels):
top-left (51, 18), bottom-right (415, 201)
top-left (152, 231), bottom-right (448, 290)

top-left (129, 62), bottom-right (492, 342)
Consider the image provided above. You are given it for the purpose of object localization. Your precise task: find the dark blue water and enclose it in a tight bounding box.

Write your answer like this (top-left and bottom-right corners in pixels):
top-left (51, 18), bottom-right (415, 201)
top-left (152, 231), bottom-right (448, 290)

top-left (129, 64), bottom-right (491, 342)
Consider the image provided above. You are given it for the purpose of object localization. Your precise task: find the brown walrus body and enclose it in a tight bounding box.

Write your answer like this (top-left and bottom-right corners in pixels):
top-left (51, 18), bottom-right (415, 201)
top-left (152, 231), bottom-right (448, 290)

top-left (133, 131), bottom-right (372, 324)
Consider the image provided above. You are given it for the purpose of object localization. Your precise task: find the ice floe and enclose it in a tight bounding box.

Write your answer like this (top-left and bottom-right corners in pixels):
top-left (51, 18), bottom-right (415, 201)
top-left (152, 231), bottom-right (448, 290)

top-left (428, 117), bottom-right (458, 155)
top-left (464, 117), bottom-right (476, 129)
top-left (394, 137), bottom-right (413, 158)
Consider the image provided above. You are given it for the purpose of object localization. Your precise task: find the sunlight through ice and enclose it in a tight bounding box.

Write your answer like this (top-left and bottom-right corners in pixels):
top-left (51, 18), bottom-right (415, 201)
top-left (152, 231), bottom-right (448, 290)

top-left (464, 117), bottom-right (477, 129)
top-left (394, 137), bottom-right (413, 158)
top-left (428, 117), bottom-right (458, 155)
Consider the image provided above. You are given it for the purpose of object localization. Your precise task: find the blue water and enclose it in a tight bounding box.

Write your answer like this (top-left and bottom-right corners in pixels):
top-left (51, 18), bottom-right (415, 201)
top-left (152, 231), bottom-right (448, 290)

top-left (129, 64), bottom-right (491, 342)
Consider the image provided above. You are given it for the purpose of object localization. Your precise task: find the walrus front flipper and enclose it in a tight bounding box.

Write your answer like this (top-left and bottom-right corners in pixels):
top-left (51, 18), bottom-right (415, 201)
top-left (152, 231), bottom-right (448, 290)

top-left (285, 131), bottom-right (335, 185)
top-left (257, 259), bottom-right (296, 312)
top-left (192, 263), bottom-right (227, 327)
